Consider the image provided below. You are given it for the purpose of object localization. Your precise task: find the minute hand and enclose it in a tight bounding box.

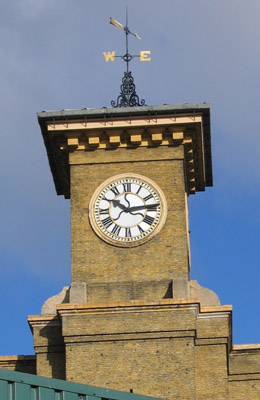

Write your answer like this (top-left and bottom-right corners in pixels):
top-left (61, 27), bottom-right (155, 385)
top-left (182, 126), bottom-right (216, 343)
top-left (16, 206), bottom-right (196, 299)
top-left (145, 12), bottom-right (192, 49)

top-left (128, 203), bottom-right (160, 212)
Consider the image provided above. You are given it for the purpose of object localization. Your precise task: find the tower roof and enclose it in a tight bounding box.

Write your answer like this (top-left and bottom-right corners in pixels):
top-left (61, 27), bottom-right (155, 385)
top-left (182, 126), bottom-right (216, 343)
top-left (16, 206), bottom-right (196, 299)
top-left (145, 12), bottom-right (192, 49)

top-left (38, 103), bottom-right (212, 198)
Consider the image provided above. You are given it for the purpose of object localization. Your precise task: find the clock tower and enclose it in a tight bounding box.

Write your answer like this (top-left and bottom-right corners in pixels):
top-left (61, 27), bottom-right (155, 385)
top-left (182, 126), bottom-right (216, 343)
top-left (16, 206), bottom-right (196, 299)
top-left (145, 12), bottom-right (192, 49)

top-left (37, 104), bottom-right (213, 306)
top-left (26, 103), bottom-right (260, 400)
top-left (29, 103), bottom-right (237, 400)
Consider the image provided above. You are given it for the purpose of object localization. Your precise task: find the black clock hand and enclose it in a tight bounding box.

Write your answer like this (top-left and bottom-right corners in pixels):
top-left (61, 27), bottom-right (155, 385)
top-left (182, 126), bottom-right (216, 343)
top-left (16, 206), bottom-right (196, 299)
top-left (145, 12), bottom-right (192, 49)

top-left (111, 199), bottom-right (129, 212)
top-left (129, 211), bottom-right (144, 218)
top-left (128, 203), bottom-right (160, 212)
top-left (113, 210), bottom-right (127, 221)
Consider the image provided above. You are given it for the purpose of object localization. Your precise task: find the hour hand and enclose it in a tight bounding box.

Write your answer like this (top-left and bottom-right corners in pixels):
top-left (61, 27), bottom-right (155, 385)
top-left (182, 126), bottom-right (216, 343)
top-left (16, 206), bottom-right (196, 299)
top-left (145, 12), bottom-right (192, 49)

top-left (112, 199), bottom-right (128, 211)
top-left (128, 203), bottom-right (160, 212)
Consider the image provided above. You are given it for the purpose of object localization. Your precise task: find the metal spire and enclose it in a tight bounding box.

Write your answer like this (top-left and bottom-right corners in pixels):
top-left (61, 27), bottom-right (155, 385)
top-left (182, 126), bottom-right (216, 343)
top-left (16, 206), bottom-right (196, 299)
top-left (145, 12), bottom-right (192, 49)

top-left (105, 8), bottom-right (150, 108)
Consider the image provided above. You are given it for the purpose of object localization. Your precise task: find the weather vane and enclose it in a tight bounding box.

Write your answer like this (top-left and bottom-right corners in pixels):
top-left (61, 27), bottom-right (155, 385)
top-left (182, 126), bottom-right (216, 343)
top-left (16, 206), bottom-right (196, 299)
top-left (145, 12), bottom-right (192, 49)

top-left (103, 9), bottom-right (151, 108)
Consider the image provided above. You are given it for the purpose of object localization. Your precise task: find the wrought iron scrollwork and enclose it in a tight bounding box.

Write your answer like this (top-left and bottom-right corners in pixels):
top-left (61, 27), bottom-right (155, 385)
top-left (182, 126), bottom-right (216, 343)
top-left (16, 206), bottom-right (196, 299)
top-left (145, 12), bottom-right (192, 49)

top-left (108, 10), bottom-right (147, 108)
top-left (111, 72), bottom-right (145, 108)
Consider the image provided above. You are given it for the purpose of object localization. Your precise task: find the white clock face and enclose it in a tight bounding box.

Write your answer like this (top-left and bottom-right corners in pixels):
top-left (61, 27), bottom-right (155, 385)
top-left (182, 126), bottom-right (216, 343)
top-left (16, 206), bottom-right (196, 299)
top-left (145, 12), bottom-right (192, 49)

top-left (89, 174), bottom-right (167, 247)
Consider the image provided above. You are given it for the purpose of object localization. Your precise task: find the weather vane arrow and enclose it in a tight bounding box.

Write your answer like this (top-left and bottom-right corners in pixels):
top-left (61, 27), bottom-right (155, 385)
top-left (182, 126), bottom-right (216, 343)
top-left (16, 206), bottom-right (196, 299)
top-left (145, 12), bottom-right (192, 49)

top-left (103, 9), bottom-right (151, 108)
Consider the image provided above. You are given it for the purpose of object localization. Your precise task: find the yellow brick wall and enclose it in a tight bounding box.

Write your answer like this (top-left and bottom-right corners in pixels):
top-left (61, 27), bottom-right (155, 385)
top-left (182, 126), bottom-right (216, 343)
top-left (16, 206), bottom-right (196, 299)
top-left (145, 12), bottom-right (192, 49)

top-left (229, 380), bottom-right (260, 400)
top-left (195, 344), bottom-right (228, 400)
top-left (63, 302), bottom-right (197, 400)
top-left (0, 356), bottom-right (36, 374)
top-left (27, 301), bottom-right (260, 399)
top-left (228, 349), bottom-right (260, 399)
top-left (86, 280), bottom-right (173, 303)
top-left (36, 352), bottom-right (65, 380)
top-left (229, 350), bottom-right (260, 374)
top-left (28, 317), bottom-right (65, 380)
top-left (70, 145), bottom-right (190, 298)
top-left (66, 337), bottom-right (196, 400)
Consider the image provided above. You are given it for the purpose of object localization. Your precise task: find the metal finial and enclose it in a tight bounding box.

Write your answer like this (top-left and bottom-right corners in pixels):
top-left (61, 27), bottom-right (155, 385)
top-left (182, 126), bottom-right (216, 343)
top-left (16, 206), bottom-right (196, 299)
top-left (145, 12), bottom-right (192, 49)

top-left (106, 9), bottom-right (148, 108)
top-left (111, 71), bottom-right (145, 108)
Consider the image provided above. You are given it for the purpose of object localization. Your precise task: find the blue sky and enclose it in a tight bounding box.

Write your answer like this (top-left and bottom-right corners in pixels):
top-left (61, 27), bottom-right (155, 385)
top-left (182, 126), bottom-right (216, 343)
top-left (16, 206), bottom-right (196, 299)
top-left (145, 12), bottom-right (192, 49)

top-left (0, 0), bottom-right (260, 356)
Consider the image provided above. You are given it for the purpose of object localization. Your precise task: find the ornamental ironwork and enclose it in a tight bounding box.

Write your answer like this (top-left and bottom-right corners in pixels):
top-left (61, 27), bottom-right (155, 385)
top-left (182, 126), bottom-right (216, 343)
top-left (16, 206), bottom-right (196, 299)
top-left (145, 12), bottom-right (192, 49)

top-left (111, 71), bottom-right (145, 108)
top-left (103, 9), bottom-right (150, 108)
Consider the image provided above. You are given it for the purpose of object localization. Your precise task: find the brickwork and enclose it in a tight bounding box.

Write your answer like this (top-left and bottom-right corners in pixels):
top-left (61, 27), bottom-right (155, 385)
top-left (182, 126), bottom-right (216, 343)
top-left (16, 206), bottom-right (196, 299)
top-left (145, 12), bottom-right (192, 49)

top-left (54, 300), bottom-right (260, 400)
top-left (61, 300), bottom-right (198, 400)
top-left (25, 299), bottom-right (260, 399)
top-left (195, 344), bottom-right (228, 400)
top-left (0, 356), bottom-right (36, 374)
top-left (27, 316), bottom-right (65, 380)
top-left (35, 352), bottom-right (65, 379)
top-left (67, 337), bottom-right (196, 400)
top-left (70, 146), bottom-right (190, 300)
top-left (229, 379), bottom-right (260, 400)
top-left (228, 347), bottom-right (260, 399)
top-left (85, 280), bottom-right (173, 303)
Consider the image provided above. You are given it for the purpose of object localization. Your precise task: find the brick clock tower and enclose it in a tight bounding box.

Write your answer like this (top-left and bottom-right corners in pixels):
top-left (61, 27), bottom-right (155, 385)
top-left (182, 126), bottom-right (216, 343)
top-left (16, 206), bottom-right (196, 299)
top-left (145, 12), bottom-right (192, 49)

top-left (28, 104), bottom-right (260, 400)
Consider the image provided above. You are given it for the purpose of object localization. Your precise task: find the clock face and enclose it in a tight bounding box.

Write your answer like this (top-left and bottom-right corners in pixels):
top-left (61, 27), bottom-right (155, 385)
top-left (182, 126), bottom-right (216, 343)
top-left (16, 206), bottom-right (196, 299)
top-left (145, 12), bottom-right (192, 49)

top-left (89, 174), bottom-right (167, 247)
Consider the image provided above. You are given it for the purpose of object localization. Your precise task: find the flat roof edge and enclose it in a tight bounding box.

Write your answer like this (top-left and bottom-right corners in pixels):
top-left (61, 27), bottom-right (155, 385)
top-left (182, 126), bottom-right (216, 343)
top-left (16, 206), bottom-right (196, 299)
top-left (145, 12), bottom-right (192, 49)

top-left (37, 103), bottom-right (210, 120)
top-left (37, 103), bottom-right (213, 194)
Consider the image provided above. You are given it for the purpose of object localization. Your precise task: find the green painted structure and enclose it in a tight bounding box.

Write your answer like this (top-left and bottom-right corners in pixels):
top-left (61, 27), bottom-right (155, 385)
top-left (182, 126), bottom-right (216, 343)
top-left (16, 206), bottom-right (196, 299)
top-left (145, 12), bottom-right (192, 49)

top-left (0, 369), bottom-right (164, 400)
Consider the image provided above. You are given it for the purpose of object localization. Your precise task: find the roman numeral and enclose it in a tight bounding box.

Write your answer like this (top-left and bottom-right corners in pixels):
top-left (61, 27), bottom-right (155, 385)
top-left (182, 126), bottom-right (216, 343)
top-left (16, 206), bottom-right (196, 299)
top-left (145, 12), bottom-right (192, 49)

top-left (125, 227), bottom-right (132, 237)
top-left (146, 204), bottom-right (157, 212)
top-left (99, 208), bottom-right (109, 215)
top-left (111, 224), bottom-right (121, 235)
top-left (137, 225), bottom-right (144, 233)
top-left (143, 194), bottom-right (153, 201)
top-left (111, 186), bottom-right (120, 196)
top-left (102, 216), bottom-right (113, 229)
top-left (143, 215), bottom-right (154, 225)
top-left (123, 182), bottom-right (131, 192)
top-left (136, 186), bottom-right (142, 194)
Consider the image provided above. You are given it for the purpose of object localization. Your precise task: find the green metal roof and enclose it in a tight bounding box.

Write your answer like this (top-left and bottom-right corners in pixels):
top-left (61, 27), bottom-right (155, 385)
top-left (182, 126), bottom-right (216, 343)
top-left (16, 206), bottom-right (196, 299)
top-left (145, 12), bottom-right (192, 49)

top-left (0, 369), bottom-right (164, 400)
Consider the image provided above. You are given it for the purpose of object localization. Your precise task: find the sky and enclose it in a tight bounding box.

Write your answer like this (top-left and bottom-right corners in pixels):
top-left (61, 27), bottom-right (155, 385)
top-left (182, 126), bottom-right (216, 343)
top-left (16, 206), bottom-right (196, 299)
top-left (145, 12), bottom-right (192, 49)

top-left (0, 0), bottom-right (260, 356)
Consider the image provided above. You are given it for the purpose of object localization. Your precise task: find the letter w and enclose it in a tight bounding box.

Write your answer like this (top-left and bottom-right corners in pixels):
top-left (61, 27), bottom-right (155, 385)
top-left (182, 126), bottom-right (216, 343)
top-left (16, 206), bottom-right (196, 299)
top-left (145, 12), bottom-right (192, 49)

top-left (103, 51), bottom-right (115, 62)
